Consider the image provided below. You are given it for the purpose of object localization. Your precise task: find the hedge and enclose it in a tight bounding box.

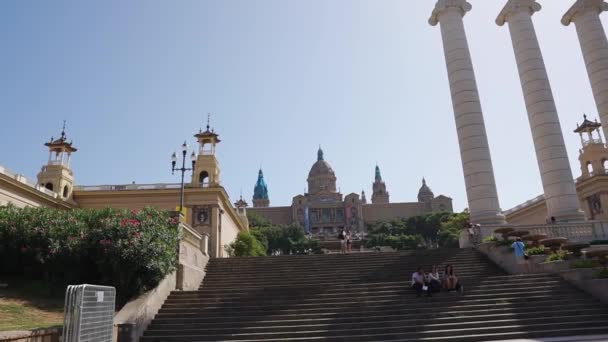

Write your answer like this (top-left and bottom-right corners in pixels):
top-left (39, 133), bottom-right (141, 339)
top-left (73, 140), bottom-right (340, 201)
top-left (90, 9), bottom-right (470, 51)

top-left (0, 205), bottom-right (180, 305)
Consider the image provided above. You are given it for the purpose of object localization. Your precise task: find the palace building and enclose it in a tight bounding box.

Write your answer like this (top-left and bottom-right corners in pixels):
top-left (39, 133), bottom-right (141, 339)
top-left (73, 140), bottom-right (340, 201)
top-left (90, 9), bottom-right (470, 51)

top-left (247, 147), bottom-right (454, 238)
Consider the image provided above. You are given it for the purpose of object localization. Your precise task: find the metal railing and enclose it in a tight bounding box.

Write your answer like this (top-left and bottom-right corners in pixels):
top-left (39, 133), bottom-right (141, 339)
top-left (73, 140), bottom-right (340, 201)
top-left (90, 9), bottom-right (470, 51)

top-left (63, 284), bottom-right (115, 342)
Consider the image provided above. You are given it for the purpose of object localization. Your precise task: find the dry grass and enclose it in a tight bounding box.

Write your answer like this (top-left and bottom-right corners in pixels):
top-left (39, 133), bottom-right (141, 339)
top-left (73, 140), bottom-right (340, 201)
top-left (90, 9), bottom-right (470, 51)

top-left (0, 279), bottom-right (64, 331)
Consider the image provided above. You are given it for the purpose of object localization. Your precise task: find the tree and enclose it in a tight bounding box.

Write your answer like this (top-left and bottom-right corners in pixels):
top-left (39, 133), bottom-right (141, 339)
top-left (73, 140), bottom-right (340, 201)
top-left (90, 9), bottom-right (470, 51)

top-left (364, 211), bottom-right (469, 250)
top-left (438, 211), bottom-right (469, 248)
top-left (226, 231), bottom-right (267, 257)
top-left (247, 211), bottom-right (272, 229)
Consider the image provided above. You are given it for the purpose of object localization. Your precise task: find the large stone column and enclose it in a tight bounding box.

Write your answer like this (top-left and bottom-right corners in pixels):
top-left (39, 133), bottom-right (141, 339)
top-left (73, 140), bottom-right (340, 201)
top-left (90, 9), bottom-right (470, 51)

top-left (497, 0), bottom-right (585, 221)
top-left (429, 0), bottom-right (505, 225)
top-left (563, 0), bottom-right (608, 141)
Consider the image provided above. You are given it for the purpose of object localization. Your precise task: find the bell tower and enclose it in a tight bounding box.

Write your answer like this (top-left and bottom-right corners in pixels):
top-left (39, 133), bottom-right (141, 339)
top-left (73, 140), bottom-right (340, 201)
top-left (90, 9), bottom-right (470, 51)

top-left (575, 114), bottom-right (608, 179)
top-left (371, 165), bottom-right (389, 204)
top-left (192, 116), bottom-right (221, 187)
top-left (37, 121), bottom-right (77, 200)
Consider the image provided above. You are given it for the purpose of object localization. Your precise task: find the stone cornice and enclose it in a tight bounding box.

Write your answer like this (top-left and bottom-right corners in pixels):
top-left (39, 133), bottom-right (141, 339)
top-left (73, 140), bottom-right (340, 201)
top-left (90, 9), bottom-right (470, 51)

top-left (428, 0), bottom-right (472, 26)
top-left (562, 0), bottom-right (608, 26)
top-left (496, 0), bottom-right (541, 26)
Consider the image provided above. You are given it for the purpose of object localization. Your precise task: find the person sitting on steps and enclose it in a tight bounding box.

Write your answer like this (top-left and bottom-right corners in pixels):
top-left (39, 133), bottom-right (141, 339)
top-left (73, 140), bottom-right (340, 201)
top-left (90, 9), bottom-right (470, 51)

top-left (412, 267), bottom-right (431, 297)
top-left (443, 264), bottom-right (463, 293)
top-left (427, 264), bottom-right (442, 294)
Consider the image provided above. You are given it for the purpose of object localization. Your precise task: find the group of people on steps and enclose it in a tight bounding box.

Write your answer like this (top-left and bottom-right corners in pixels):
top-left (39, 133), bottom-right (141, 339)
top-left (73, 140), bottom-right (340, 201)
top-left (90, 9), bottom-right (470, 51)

top-left (411, 264), bottom-right (462, 297)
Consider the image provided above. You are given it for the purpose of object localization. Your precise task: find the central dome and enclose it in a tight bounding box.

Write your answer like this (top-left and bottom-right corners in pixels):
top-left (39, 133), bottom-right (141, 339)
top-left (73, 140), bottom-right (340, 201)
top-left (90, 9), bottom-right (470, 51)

top-left (307, 147), bottom-right (337, 194)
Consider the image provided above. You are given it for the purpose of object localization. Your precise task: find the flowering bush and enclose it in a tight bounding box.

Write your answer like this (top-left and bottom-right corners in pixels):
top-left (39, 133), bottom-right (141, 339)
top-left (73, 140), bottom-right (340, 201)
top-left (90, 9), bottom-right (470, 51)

top-left (0, 205), bottom-right (179, 305)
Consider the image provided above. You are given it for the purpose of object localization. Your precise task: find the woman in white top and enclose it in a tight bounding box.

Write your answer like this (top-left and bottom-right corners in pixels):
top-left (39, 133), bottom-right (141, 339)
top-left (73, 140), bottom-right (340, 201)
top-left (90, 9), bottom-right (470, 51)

top-left (427, 265), bottom-right (441, 294)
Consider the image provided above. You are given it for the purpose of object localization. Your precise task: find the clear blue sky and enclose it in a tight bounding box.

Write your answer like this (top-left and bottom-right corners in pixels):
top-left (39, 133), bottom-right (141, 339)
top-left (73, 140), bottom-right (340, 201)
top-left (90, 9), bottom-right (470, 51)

top-left (0, 1), bottom-right (603, 212)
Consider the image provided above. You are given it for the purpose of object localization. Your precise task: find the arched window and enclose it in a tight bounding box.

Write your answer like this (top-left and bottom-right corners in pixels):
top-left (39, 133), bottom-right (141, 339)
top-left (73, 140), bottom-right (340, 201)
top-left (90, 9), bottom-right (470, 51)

top-left (199, 171), bottom-right (210, 187)
top-left (63, 185), bottom-right (69, 198)
top-left (603, 159), bottom-right (608, 173)
top-left (587, 162), bottom-right (594, 175)
top-left (45, 183), bottom-right (53, 191)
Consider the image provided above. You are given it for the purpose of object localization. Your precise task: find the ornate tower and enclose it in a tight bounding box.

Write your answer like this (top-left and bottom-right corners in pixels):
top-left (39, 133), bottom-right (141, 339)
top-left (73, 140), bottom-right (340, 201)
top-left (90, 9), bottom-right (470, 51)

top-left (418, 178), bottom-right (435, 203)
top-left (361, 190), bottom-right (368, 204)
top-left (371, 165), bottom-right (389, 204)
top-left (576, 114), bottom-right (608, 179)
top-left (234, 195), bottom-right (250, 227)
top-left (37, 122), bottom-right (77, 200)
top-left (253, 169), bottom-right (270, 208)
top-left (192, 118), bottom-right (221, 187)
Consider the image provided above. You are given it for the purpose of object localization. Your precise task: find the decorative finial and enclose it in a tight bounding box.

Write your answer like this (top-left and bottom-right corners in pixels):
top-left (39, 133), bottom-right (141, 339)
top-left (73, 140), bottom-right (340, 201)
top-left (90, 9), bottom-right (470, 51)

top-left (584, 113), bottom-right (587, 121)
top-left (60, 120), bottom-right (67, 141)
top-left (317, 146), bottom-right (324, 161)
top-left (206, 113), bottom-right (211, 131)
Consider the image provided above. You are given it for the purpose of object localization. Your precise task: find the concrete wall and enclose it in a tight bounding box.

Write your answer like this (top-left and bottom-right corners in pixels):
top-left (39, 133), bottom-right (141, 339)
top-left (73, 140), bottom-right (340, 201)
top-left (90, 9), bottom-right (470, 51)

top-left (362, 202), bottom-right (425, 223)
top-left (248, 206), bottom-right (292, 226)
top-left (0, 327), bottom-right (61, 342)
top-left (220, 203), bottom-right (241, 257)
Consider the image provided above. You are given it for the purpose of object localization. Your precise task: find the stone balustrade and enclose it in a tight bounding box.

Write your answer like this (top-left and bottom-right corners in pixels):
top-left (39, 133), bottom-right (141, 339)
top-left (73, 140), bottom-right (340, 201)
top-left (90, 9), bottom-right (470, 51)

top-left (470, 221), bottom-right (608, 246)
top-left (0, 164), bottom-right (58, 198)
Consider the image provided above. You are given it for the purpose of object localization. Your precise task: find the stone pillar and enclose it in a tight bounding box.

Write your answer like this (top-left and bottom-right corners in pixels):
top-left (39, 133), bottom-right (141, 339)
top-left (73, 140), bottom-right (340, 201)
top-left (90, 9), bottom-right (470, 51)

top-left (429, 0), bottom-right (505, 225)
top-left (563, 0), bottom-right (608, 141)
top-left (497, 0), bottom-right (585, 221)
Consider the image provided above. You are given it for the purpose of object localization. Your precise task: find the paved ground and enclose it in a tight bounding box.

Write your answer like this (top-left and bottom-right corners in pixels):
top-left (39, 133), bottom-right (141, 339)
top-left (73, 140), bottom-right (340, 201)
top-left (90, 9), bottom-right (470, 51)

top-left (494, 335), bottom-right (608, 342)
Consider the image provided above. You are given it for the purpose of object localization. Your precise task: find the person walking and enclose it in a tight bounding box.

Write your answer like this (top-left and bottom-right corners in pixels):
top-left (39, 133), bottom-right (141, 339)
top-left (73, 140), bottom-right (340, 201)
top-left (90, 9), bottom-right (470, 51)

top-left (338, 229), bottom-right (346, 254)
top-left (345, 230), bottom-right (352, 253)
top-left (511, 237), bottom-right (530, 274)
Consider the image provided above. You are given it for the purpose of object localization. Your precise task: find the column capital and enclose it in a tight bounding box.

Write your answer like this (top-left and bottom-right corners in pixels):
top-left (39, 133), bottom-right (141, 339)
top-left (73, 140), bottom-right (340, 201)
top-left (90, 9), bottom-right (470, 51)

top-left (496, 0), bottom-right (541, 26)
top-left (428, 0), bottom-right (472, 26)
top-left (562, 0), bottom-right (608, 26)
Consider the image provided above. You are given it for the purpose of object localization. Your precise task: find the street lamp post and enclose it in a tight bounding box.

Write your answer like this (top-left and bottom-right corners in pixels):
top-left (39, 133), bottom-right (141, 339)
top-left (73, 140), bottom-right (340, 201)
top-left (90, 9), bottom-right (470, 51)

top-left (171, 141), bottom-right (197, 213)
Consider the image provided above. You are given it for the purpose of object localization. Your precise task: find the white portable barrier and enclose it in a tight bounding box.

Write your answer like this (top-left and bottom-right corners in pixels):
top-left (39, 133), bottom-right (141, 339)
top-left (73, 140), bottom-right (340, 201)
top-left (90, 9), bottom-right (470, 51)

top-left (63, 284), bottom-right (116, 342)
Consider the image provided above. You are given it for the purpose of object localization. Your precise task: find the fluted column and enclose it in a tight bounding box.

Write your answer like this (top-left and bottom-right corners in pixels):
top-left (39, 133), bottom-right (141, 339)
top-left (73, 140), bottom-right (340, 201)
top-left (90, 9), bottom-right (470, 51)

top-left (429, 0), bottom-right (505, 225)
top-left (497, 0), bottom-right (585, 221)
top-left (563, 0), bottom-right (608, 141)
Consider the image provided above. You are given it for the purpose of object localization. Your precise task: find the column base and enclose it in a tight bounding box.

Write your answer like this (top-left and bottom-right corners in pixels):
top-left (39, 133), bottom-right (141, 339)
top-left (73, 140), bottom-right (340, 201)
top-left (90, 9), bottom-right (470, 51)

top-left (470, 211), bottom-right (507, 226)
top-left (552, 210), bottom-right (587, 223)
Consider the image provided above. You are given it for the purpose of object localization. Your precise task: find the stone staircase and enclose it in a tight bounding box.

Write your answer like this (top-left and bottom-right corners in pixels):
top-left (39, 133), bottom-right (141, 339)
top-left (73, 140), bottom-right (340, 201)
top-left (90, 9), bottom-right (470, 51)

top-left (141, 249), bottom-right (608, 341)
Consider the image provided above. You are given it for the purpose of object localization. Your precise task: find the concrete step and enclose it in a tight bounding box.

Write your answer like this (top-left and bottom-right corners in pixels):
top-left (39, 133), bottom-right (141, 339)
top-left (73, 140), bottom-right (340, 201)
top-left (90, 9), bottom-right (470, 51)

top-left (156, 293), bottom-right (594, 315)
top-left (141, 319), bottom-right (608, 341)
top-left (142, 249), bottom-right (608, 342)
top-left (149, 307), bottom-right (608, 328)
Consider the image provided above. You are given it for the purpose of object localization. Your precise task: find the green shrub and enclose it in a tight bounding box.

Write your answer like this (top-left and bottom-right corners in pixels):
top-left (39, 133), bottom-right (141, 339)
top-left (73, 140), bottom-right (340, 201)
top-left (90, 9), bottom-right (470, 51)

top-left (482, 235), bottom-right (498, 243)
top-left (546, 250), bottom-right (569, 262)
top-left (227, 231), bottom-right (267, 257)
top-left (0, 205), bottom-right (179, 305)
top-left (570, 259), bottom-right (599, 269)
top-left (596, 269), bottom-right (608, 278)
top-left (526, 246), bottom-right (546, 256)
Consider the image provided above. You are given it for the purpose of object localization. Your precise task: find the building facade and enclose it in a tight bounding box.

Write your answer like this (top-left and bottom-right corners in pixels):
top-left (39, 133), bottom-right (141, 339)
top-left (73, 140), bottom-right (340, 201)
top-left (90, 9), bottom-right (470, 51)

top-left (249, 148), bottom-right (453, 238)
top-left (506, 115), bottom-right (608, 224)
top-left (0, 123), bottom-right (248, 258)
